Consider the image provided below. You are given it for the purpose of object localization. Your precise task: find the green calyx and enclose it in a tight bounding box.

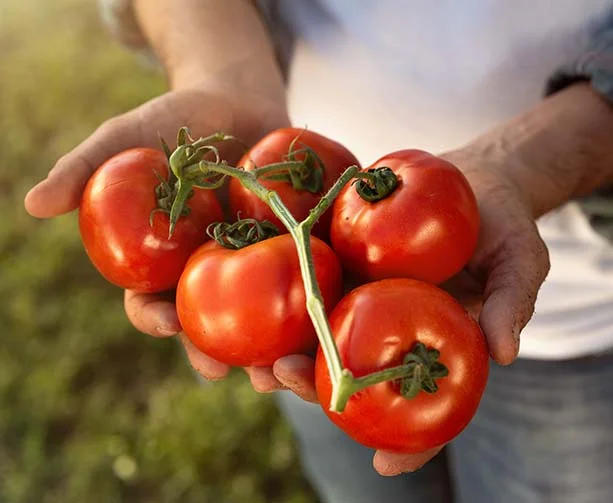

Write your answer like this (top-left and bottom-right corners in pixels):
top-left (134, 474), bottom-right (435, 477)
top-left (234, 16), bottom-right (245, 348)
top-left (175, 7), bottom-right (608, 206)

top-left (207, 218), bottom-right (280, 250)
top-left (150, 169), bottom-right (192, 227)
top-left (254, 134), bottom-right (325, 193)
top-left (151, 127), bottom-right (236, 238)
top-left (398, 342), bottom-right (449, 399)
top-left (353, 166), bottom-right (399, 202)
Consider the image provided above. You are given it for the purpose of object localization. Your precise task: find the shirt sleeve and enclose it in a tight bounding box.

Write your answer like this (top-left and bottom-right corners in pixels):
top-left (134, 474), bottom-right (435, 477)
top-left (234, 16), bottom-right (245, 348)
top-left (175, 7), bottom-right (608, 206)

top-left (545, 29), bottom-right (613, 104)
top-left (545, 25), bottom-right (613, 243)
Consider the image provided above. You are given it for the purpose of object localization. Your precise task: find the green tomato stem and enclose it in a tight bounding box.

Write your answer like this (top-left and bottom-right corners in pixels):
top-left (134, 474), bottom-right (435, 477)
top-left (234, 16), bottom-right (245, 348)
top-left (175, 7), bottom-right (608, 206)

top-left (301, 166), bottom-right (359, 231)
top-left (353, 167), bottom-right (399, 202)
top-left (197, 159), bottom-right (428, 413)
top-left (163, 130), bottom-right (238, 237)
top-left (167, 179), bottom-right (193, 238)
top-left (330, 363), bottom-right (426, 412)
top-left (252, 160), bottom-right (310, 177)
top-left (207, 218), bottom-right (280, 249)
top-left (198, 161), bottom-right (349, 392)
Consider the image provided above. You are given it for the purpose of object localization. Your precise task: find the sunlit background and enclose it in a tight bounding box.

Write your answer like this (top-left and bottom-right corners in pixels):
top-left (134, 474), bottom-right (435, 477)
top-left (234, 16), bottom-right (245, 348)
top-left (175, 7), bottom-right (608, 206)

top-left (0, 1), bottom-right (315, 501)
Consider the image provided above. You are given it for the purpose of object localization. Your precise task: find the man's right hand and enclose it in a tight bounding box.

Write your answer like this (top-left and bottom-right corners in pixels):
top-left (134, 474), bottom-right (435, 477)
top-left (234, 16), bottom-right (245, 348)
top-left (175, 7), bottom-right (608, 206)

top-left (24, 0), bottom-right (301, 391)
top-left (24, 86), bottom-right (290, 386)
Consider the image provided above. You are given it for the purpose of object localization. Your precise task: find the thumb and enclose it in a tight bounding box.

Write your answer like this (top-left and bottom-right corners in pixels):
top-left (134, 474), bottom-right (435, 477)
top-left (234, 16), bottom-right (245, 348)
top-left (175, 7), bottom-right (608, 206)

top-left (25, 112), bottom-right (150, 218)
top-left (24, 91), bottom-right (208, 218)
top-left (476, 221), bottom-right (550, 365)
top-left (273, 354), bottom-right (318, 403)
top-left (373, 448), bottom-right (443, 476)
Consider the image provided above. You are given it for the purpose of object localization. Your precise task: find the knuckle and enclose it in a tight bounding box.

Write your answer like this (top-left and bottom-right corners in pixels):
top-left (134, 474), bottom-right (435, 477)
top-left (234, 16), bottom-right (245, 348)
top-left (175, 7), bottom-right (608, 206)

top-left (96, 115), bottom-right (125, 136)
top-left (123, 292), bottom-right (148, 332)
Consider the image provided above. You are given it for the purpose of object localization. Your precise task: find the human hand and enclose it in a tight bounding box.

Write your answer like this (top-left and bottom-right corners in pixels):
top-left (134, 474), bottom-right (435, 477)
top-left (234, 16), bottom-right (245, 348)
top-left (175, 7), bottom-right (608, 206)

top-left (24, 0), bottom-right (303, 389)
top-left (368, 144), bottom-right (550, 475)
top-left (267, 141), bottom-right (551, 475)
top-left (24, 86), bottom-right (291, 388)
top-left (269, 82), bottom-right (613, 476)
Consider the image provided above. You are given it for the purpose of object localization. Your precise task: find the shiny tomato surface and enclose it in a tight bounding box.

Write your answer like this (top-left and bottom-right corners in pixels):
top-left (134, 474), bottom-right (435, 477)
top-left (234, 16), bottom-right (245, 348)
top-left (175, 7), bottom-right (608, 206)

top-left (315, 278), bottom-right (489, 453)
top-left (177, 234), bottom-right (343, 367)
top-left (79, 148), bottom-right (223, 292)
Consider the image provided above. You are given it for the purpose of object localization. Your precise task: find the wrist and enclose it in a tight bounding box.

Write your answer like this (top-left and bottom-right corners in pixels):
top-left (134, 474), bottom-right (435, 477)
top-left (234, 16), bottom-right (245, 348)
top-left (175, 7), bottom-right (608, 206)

top-left (441, 139), bottom-right (534, 216)
top-left (134, 0), bottom-right (286, 105)
top-left (449, 83), bottom-right (613, 218)
top-left (167, 61), bottom-right (286, 107)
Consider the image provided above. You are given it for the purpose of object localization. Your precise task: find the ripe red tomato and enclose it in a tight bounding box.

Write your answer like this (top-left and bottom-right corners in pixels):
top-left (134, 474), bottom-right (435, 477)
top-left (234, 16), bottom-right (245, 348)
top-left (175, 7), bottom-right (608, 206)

top-left (79, 148), bottom-right (223, 293)
top-left (315, 278), bottom-right (489, 453)
top-left (229, 128), bottom-right (360, 240)
top-left (176, 234), bottom-right (343, 367)
top-left (330, 150), bottom-right (479, 285)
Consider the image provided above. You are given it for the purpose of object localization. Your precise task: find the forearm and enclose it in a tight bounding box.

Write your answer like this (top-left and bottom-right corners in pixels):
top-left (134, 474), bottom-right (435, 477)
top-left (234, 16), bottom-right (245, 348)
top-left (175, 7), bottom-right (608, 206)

top-left (462, 83), bottom-right (613, 218)
top-left (134, 0), bottom-right (285, 102)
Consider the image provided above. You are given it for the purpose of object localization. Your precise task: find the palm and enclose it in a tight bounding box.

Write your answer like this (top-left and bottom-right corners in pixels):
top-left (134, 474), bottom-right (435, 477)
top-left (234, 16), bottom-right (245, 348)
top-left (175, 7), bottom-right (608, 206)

top-left (25, 88), bottom-right (288, 217)
top-left (24, 86), bottom-right (290, 389)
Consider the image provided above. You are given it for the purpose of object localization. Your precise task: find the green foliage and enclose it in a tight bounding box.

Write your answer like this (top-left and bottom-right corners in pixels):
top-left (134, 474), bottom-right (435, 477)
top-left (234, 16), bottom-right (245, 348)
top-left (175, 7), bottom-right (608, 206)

top-left (0, 1), bottom-right (315, 501)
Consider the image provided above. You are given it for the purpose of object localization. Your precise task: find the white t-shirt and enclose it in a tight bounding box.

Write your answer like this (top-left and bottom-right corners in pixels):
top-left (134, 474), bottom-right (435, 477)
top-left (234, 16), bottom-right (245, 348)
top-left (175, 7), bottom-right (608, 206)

top-left (277, 0), bottom-right (613, 359)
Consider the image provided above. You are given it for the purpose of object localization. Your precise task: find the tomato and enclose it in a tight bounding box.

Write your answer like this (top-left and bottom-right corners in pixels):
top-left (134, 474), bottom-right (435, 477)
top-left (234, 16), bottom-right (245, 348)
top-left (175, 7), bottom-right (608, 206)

top-left (229, 128), bottom-right (360, 240)
top-left (79, 148), bottom-right (223, 293)
top-left (330, 150), bottom-right (479, 285)
top-left (176, 234), bottom-right (343, 367)
top-left (315, 278), bottom-right (489, 453)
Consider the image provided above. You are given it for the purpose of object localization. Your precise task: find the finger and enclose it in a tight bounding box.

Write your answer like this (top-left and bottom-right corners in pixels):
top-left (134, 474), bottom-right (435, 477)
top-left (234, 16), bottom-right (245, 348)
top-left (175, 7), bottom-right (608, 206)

top-left (244, 366), bottom-right (286, 393)
top-left (124, 289), bottom-right (181, 337)
top-left (24, 94), bottom-right (185, 218)
top-left (273, 355), bottom-right (318, 403)
top-left (478, 224), bottom-right (550, 365)
top-left (440, 270), bottom-right (484, 320)
top-left (373, 447), bottom-right (442, 476)
top-left (25, 116), bottom-right (145, 218)
top-left (180, 334), bottom-right (230, 381)
top-left (463, 171), bottom-right (551, 366)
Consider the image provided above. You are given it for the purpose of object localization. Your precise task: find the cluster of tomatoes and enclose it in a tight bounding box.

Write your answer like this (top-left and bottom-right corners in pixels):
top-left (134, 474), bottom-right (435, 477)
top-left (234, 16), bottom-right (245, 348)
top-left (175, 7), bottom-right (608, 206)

top-left (78, 127), bottom-right (489, 454)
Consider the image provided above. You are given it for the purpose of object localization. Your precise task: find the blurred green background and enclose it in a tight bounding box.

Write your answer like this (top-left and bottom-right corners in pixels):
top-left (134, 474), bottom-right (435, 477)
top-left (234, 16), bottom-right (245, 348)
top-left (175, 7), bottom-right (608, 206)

top-left (0, 1), bottom-right (316, 501)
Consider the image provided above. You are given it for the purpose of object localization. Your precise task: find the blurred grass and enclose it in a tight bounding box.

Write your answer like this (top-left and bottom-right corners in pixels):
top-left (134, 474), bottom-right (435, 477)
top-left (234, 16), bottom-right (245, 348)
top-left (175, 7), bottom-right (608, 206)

top-left (0, 1), bottom-right (315, 501)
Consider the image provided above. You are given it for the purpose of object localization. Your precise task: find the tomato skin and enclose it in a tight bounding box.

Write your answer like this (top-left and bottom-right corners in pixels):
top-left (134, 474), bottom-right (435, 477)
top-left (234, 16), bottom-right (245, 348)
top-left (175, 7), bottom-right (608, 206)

top-left (176, 234), bottom-right (343, 367)
top-left (315, 278), bottom-right (489, 453)
top-left (79, 148), bottom-right (224, 293)
top-left (330, 150), bottom-right (479, 285)
top-left (229, 128), bottom-right (360, 240)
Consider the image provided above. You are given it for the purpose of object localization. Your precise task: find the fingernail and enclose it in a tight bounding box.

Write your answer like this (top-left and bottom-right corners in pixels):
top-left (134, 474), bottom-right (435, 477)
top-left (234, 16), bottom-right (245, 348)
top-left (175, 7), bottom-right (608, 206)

top-left (253, 384), bottom-right (286, 394)
top-left (156, 325), bottom-right (179, 337)
top-left (201, 373), bottom-right (225, 382)
top-left (380, 467), bottom-right (419, 477)
top-left (379, 471), bottom-right (401, 477)
top-left (403, 463), bottom-right (425, 473)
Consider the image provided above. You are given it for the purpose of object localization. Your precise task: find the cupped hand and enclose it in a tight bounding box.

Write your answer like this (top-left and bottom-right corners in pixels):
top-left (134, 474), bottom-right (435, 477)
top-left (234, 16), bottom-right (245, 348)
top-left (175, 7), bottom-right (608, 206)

top-left (269, 145), bottom-right (551, 475)
top-left (24, 86), bottom-right (290, 389)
